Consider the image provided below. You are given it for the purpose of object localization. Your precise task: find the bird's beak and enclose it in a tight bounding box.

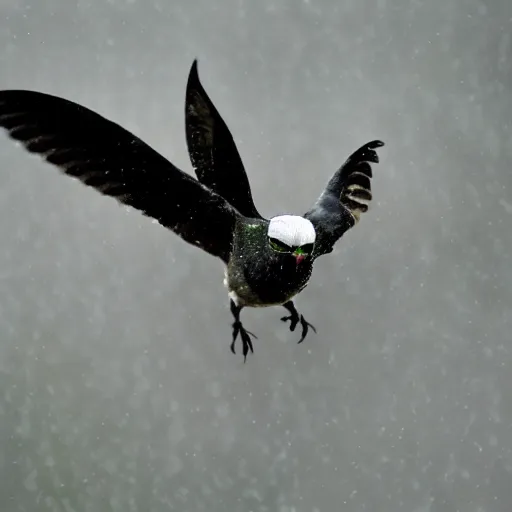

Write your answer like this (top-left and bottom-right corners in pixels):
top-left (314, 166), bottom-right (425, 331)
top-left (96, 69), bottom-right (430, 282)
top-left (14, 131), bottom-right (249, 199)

top-left (294, 251), bottom-right (306, 266)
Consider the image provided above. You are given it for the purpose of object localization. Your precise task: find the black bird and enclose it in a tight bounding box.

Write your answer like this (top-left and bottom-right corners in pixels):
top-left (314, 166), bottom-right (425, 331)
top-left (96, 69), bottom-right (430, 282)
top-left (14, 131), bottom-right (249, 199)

top-left (0, 60), bottom-right (384, 361)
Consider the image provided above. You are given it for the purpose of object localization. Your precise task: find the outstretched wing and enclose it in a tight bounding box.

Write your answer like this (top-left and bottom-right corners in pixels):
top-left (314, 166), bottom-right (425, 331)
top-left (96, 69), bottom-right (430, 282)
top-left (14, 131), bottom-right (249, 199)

top-left (185, 59), bottom-right (262, 219)
top-left (304, 140), bottom-right (384, 259)
top-left (0, 90), bottom-right (240, 263)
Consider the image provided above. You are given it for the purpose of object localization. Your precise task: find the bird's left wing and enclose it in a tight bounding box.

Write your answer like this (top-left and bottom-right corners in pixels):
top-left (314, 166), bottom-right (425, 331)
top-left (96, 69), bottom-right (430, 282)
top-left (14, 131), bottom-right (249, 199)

top-left (0, 90), bottom-right (240, 263)
top-left (185, 60), bottom-right (263, 219)
top-left (304, 140), bottom-right (384, 259)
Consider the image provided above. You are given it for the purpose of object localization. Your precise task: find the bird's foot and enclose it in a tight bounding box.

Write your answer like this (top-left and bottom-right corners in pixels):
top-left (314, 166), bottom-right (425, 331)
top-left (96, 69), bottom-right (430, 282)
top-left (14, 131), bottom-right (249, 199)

top-left (281, 313), bottom-right (317, 344)
top-left (231, 321), bottom-right (257, 362)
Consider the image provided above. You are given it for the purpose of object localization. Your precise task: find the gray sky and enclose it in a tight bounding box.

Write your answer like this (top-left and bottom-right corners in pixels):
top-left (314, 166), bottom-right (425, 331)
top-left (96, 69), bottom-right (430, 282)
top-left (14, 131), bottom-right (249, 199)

top-left (0, 0), bottom-right (511, 511)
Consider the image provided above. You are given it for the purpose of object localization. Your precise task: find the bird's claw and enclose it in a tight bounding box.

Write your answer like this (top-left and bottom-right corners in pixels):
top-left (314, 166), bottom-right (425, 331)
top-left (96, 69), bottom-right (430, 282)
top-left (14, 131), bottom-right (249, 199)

top-left (231, 321), bottom-right (257, 362)
top-left (297, 315), bottom-right (316, 344)
top-left (281, 314), bottom-right (298, 332)
top-left (281, 313), bottom-right (316, 344)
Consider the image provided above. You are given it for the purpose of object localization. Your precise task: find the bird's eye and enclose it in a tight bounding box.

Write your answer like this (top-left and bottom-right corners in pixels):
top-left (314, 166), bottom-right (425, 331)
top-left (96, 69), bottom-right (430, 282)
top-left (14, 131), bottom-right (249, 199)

top-left (268, 237), bottom-right (291, 252)
top-left (300, 243), bottom-right (314, 254)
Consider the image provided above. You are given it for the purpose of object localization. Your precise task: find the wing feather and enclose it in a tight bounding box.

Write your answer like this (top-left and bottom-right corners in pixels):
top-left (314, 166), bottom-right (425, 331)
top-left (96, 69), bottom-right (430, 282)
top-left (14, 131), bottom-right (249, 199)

top-left (304, 140), bottom-right (384, 258)
top-left (0, 90), bottom-right (240, 263)
top-left (185, 60), bottom-right (262, 219)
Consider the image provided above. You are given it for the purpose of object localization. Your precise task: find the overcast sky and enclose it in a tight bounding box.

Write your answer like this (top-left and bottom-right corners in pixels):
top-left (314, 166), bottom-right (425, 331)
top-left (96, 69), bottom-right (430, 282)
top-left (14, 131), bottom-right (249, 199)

top-left (0, 0), bottom-right (511, 511)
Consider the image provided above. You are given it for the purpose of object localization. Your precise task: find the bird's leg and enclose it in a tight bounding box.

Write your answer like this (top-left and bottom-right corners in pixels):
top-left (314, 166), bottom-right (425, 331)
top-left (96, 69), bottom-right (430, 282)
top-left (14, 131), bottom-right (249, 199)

top-left (230, 300), bottom-right (257, 362)
top-left (281, 300), bottom-right (317, 344)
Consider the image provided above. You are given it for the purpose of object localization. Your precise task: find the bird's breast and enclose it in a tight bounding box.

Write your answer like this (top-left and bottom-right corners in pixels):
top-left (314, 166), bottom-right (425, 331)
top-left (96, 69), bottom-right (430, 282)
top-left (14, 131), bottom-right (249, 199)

top-left (226, 256), bottom-right (313, 307)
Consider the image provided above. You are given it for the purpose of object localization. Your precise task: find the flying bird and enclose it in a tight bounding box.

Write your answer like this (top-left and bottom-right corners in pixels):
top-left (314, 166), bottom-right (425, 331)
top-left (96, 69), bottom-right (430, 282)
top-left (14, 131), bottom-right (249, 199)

top-left (0, 60), bottom-right (384, 361)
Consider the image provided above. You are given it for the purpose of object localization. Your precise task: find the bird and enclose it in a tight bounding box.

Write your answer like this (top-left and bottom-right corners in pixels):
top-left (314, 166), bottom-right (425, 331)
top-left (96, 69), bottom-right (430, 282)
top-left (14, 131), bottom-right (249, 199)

top-left (0, 60), bottom-right (384, 361)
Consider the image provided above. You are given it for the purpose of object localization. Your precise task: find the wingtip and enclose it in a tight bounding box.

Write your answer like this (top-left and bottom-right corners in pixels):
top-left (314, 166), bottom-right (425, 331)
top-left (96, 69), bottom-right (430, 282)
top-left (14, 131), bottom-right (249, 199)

top-left (188, 58), bottom-right (200, 84)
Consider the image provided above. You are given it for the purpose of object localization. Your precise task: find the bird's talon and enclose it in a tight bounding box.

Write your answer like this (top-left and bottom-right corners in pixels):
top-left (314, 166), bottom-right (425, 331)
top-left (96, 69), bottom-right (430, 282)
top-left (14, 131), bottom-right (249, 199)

top-left (231, 316), bottom-right (256, 361)
top-left (297, 314), bottom-right (316, 344)
top-left (281, 314), bottom-right (299, 332)
top-left (241, 330), bottom-right (254, 363)
top-left (245, 329), bottom-right (258, 339)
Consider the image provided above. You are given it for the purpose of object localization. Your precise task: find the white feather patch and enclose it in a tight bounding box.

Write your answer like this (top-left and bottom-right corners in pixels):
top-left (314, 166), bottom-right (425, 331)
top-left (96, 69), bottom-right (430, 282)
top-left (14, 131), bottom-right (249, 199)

top-left (267, 215), bottom-right (316, 247)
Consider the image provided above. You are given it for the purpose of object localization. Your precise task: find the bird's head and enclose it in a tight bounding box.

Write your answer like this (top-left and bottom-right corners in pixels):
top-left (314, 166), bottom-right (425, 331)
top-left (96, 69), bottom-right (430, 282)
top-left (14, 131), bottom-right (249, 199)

top-left (267, 215), bottom-right (316, 265)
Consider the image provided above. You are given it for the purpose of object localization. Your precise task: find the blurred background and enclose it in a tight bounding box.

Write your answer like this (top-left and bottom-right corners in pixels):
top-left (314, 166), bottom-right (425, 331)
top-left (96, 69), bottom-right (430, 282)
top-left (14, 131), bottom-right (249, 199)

top-left (0, 0), bottom-right (511, 510)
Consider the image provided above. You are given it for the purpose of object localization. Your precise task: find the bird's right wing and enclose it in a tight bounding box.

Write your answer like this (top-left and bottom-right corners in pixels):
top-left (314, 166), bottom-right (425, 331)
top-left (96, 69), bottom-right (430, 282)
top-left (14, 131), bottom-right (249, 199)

top-left (0, 89), bottom-right (241, 263)
top-left (185, 60), bottom-right (263, 219)
top-left (304, 140), bottom-right (384, 259)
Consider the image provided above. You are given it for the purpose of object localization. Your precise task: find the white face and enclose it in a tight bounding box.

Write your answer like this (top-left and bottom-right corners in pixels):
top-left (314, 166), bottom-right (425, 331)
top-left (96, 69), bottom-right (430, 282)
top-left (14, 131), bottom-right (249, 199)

top-left (267, 215), bottom-right (316, 254)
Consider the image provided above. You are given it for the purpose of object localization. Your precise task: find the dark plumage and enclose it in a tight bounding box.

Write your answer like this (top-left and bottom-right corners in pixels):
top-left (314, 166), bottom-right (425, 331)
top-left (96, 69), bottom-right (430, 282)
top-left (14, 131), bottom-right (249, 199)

top-left (186, 60), bottom-right (262, 220)
top-left (0, 60), bottom-right (384, 361)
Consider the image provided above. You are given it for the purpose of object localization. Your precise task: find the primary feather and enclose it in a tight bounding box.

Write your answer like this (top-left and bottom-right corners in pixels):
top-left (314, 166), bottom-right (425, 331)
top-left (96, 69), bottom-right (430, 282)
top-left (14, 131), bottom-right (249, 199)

top-left (185, 60), bottom-right (262, 219)
top-left (304, 140), bottom-right (384, 258)
top-left (0, 89), bottom-right (240, 263)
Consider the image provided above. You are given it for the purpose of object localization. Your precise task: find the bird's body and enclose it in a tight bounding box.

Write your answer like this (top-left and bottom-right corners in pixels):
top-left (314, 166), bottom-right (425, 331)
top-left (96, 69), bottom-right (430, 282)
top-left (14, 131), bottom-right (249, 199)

top-left (225, 217), bottom-right (313, 308)
top-left (0, 59), bottom-right (384, 361)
